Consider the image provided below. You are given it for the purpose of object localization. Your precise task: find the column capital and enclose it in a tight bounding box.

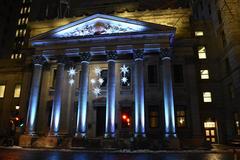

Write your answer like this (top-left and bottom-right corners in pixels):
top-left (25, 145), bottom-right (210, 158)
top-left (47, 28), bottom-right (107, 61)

top-left (32, 55), bottom-right (46, 65)
top-left (79, 52), bottom-right (91, 63)
top-left (160, 48), bottom-right (173, 60)
top-left (133, 49), bottom-right (144, 60)
top-left (56, 56), bottom-right (67, 64)
top-left (106, 50), bottom-right (117, 61)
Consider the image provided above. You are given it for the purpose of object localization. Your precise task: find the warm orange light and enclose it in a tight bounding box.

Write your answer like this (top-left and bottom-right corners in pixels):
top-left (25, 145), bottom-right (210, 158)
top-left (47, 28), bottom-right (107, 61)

top-left (15, 117), bottom-right (19, 121)
top-left (127, 123), bottom-right (130, 126)
top-left (127, 118), bottom-right (130, 122)
top-left (122, 115), bottom-right (127, 120)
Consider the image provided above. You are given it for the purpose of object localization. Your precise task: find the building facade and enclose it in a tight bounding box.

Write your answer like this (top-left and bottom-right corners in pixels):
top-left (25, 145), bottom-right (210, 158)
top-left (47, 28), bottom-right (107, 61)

top-left (0, 0), bottom-right (239, 148)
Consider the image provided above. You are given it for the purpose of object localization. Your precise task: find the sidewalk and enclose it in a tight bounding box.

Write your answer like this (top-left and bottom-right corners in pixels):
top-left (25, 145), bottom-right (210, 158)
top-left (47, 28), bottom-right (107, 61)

top-left (0, 145), bottom-right (239, 154)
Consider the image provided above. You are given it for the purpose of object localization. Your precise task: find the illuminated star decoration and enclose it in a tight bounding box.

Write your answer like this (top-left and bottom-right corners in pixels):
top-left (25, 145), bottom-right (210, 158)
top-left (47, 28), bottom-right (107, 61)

top-left (67, 67), bottom-right (76, 86)
top-left (93, 87), bottom-right (101, 97)
top-left (95, 67), bottom-right (102, 76)
top-left (120, 64), bottom-right (129, 85)
top-left (120, 64), bottom-right (129, 76)
top-left (98, 78), bottom-right (104, 86)
top-left (69, 79), bottom-right (74, 86)
top-left (91, 66), bottom-right (105, 97)
top-left (67, 67), bottom-right (76, 78)
top-left (121, 77), bottom-right (128, 84)
top-left (91, 79), bottom-right (96, 84)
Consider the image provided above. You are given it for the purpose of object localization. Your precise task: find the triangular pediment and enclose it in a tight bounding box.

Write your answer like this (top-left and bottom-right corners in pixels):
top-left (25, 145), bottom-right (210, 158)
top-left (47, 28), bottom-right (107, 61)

top-left (32, 14), bottom-right (175, 40)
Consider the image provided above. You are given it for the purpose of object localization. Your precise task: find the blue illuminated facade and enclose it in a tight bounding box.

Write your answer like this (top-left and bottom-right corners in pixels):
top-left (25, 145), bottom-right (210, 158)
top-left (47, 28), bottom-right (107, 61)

top-left (20, 13), bottom-right (201, 149)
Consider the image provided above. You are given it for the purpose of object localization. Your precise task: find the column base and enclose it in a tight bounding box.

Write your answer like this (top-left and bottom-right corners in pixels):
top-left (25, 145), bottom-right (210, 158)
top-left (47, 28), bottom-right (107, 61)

top-left (74, 132), bottom-right (87, 139)
top-left (19, 134), bottom-right (38, 148)
top-left (163, 136), bottom-right (180, 149)
top-left (134, 133), bottom-right (146, 138)
top-left (32, 136), bottom-right (59, 148)
top-left (104, 133), bottom-right (116, 139)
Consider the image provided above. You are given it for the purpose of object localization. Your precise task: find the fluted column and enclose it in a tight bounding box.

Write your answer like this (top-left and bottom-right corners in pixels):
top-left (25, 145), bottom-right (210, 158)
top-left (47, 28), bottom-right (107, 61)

top-left (133, 49), bottom-right (145, 137)
top-left (49, 57), bottom-right (65, 136)
top-left (25, 55), bottom-right (46, 135)
top-left (160, 48), bottom-right (177, 138)
top-left (105, 51), bottom-right (117, 138)
top-left (75, 52), bottom-right (91, 138)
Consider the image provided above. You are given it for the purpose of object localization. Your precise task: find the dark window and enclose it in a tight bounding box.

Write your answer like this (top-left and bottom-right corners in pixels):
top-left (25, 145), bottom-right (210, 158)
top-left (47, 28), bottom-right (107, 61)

top-left (221, 31), bottom-right (226, 47)
top-left (208, 3), bottom-right (212, 15)
top-left (228, 83), bottom-right (235, 99)
top-left (225, 58), bottom-right (230, 73)
top-left (149, 106), bottom-right (159, 128)
top-left (176, 111), bottom-right (186, 128)
top-left (173, 65), bottom-right (184, 83)
top-left (218, 10), bottom-right (222, 24)
top-left (148, 65), bottom-right (157, 84)
top-left (100, 70), bottom-right (107, 87)
top-left (200, 1), bottom-right (204, 10)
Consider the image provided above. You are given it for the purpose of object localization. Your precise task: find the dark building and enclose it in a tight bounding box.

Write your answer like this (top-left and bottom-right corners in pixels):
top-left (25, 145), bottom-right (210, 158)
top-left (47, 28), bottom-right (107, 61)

top-left (0, 0), bottom-right (239, 149)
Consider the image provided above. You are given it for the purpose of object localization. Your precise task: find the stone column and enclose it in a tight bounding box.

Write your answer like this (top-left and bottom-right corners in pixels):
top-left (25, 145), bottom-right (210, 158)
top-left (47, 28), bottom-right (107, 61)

top-left (75, 52), bottom-right (91, 138)
top-left (25, 55), bottom-right (46, 135)
top-left (160, 48), bottom-right (177, 138)
top-left (133, 49), bottom-right (145, 137)
top-left (105, 51), bottom-right (117, 138)
top-left (49, 57), bottom-right (65, 136)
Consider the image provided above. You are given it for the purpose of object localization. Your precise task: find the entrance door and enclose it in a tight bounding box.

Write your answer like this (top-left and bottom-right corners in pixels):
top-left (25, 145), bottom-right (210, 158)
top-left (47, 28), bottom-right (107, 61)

top-left (204, 121), bottom-right (218, 143)
top-left (96, 106), bottom-right (106, 137)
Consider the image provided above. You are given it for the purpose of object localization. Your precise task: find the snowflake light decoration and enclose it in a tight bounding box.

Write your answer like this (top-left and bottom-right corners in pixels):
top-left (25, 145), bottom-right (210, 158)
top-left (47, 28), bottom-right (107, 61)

top-left (98, 78), bottom-right (104, 85)
top-left (91, 79), bottom-right (96, 84)
top-left (93, 87), bottom-right (101, 97)
top-left (69, 79), bottom-right (74, 86)
top-left (91, 66), bottom-right (105, 97)
top-left (67, 67), bottom-right (76, 86)
top-left (67, 67), bottom-right (76, 78)
top-left (120, 64), bottom-right (129, 76)
top-left (95, 67), bottom-right (102, 76)
top-left (121, 77), bottom-right (128, 84)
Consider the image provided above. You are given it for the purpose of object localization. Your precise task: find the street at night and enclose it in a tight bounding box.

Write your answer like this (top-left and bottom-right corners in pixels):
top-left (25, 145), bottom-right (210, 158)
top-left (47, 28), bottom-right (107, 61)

top-left (0, 148), bottom-right (239, 160)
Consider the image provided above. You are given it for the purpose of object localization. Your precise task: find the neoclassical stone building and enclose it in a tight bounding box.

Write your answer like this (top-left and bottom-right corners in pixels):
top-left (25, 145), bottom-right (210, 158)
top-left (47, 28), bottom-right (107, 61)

top-left (0, 0), bottom-right (239, 148)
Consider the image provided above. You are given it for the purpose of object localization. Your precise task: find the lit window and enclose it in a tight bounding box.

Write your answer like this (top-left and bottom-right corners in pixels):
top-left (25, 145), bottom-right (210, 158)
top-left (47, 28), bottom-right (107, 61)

top-left (15, 54), bottom-right (18, 59)
top-left (19, 30), bottom-right (23, 36)
top-left (203, 92), bottom-right (212, 102)
top-left (200, 70), bottom-right (209, 79)
top-left (23, 29), bottom-right (26, 36)
top-left (24, 7), bottom-right (27, 13)
top-left (19, 54), bottom-right (22, 59)
top-left (198, 46), bottom-right (207, 59)
top-left (0, 85), bottom-right (6, 98)
top-left (176, 111), bottom-right (186, 127)
top-left (149, 110), bottom-right (159, 128)
top-left (195, 31), bottom-right (204, 36)
top-left (22, 18), bottom-right (25, 24)
top-left (23, 0), bottom-right (25, 3)
top-left (20, 8), bottom-right (23, 14)
top-left (11, 54), bottom-right (14, 59)
top-left (15, 105), bottom-right (20, 110)
top-left (16, 30), bottom-right (19, 37)
top-left (18, 19), bottom-right (21, 25)
top-left (14, 84), bottom-right (21, 98)
top-left (204, 121), bottom-right (216, 128)
top-left (25, 18), bottom-right (28, 24)
top-left (28, 7), bottom-right (31, 13)
top-left (21, 41), bottom-right (24, 46)
top-left (234, 113), bottom-right (240, 136)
